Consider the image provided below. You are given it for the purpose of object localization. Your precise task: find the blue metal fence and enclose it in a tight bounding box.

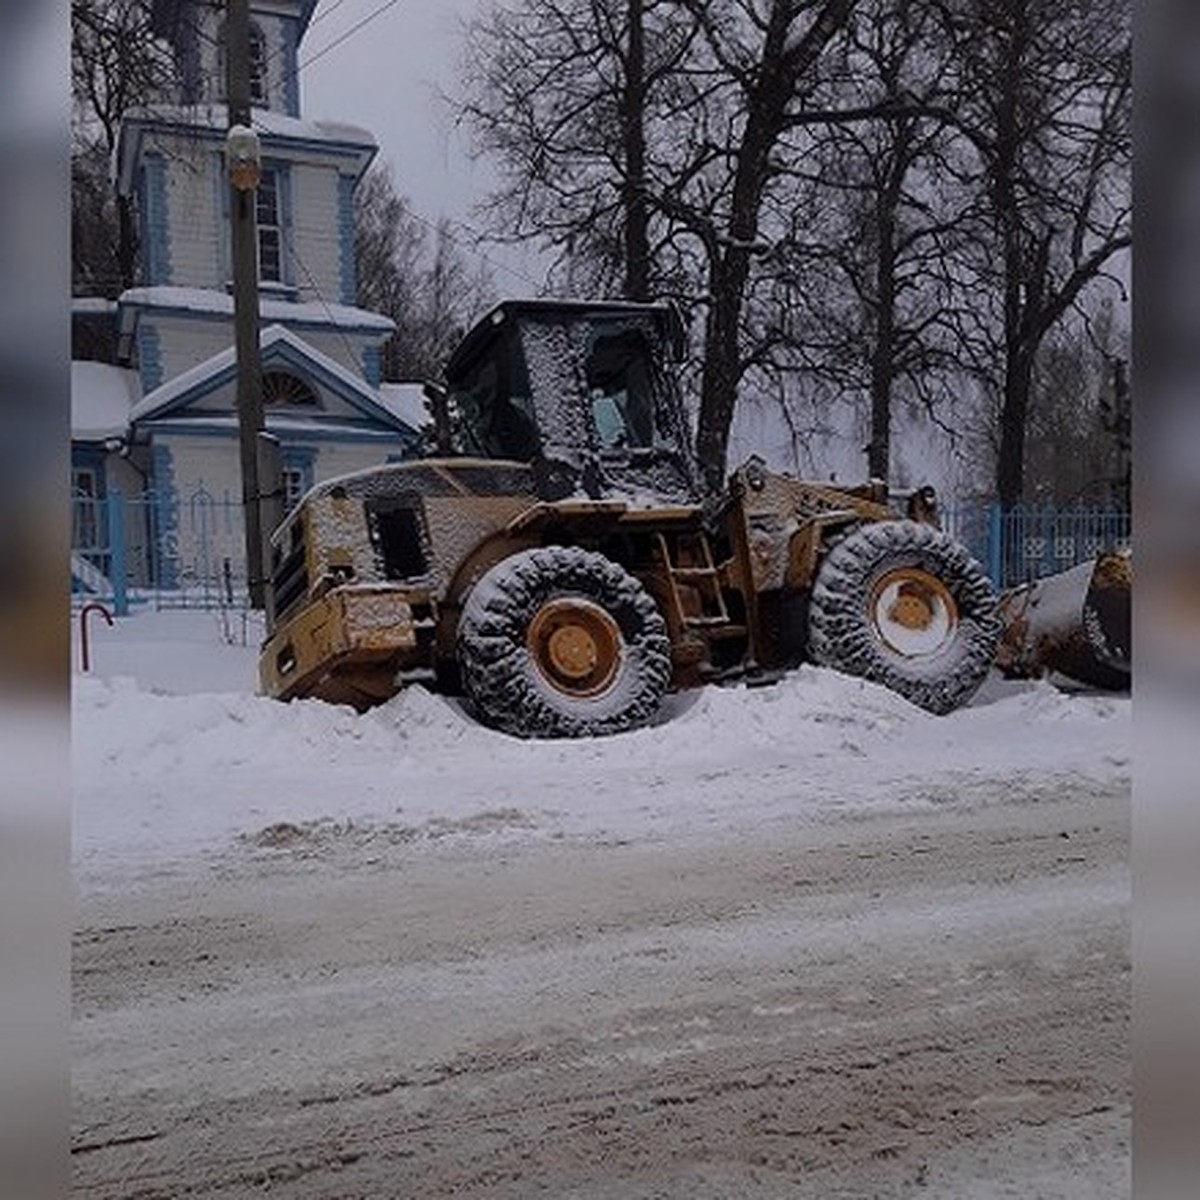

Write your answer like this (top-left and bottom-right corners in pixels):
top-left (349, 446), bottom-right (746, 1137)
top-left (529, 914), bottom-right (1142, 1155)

top-left (72, 486), bottom-right (1131, 612)
top-left (71, 485), bottom-right (251, 615)
top-left (942, 502), bottom-right (1131, 591)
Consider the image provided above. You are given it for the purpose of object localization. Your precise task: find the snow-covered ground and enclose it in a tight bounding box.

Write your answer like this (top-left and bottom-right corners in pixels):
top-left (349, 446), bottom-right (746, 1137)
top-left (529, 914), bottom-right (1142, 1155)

top-left (72, 608), bottom-right (1129, 876)
top-left (71, 607), bottom-right (1131, 1198)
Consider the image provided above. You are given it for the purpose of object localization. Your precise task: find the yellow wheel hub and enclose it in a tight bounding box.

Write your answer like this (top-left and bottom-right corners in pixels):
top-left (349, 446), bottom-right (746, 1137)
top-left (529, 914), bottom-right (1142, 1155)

top-left (869, 568), bottom-right (958, 657)
top-left (528, 598), bottom-right (622, 697)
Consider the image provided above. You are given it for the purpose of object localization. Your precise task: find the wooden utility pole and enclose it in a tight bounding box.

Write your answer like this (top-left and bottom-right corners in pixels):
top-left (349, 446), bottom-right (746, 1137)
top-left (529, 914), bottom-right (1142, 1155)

top-left (226, 0), bottom-right (268, 608)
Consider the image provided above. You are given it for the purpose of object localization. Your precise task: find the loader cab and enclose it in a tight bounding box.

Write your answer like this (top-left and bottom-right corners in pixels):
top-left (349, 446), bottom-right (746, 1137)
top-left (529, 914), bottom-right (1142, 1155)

top-left (443, 300), bottom-right (699, 503)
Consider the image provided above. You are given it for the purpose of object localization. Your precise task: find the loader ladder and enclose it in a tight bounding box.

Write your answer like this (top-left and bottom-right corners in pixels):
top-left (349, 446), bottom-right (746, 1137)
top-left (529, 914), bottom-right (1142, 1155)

top-left (653, 530), bottom-right (745, 639)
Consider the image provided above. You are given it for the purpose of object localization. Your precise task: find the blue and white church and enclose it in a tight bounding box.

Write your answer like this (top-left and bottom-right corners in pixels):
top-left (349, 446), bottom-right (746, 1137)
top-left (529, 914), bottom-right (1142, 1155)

top-left (72, 0), bottom-right (426, 593)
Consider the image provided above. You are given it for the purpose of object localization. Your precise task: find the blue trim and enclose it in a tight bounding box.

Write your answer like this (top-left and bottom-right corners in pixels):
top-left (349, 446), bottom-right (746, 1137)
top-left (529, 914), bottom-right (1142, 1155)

top-left (137, 324), bottom-right (164, 392)
top-left (277, 163), bottom-right (294, 286)
top-left (143, 152), bottom-right (172, 285)
top-left (338, 175), bottom-right (357, 305)
top-left (150, 443), bottom-right (180, 589)
top-left (281, 444), bottom-right (316, 494)
top-left (282, 445), bottom-right (317, 469)
top-left (107, 489), bottom-right (129, 616)
top-left (72, 446), bottom-right (109, 498)
top-left (215, 159), bottom-right (231, 283)
top-left (281, 17), bottom-right (301, 117)
top-left (361, 345), bottom-right (381, 388)
top-left (988, 502), bottom-right (1003, 590)
top-left (296, 0), bottom-right (319, 39)
top-left (134, 165), bottom-right (150, 278)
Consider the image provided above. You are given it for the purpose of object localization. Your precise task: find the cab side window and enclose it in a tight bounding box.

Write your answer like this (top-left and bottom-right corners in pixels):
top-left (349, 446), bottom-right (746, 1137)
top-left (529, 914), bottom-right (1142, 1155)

top-left (586, 331), bottom-right (655, 451)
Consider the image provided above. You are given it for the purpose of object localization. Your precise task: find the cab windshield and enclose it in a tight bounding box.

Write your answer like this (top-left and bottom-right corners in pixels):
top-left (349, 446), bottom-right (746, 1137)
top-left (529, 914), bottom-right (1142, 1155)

top-left (450, 334), bottom-right (539, 461)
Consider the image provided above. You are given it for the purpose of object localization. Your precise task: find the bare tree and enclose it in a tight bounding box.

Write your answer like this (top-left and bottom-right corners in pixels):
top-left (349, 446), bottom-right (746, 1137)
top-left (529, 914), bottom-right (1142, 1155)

top-left (679, 0), bottom-right (857, 494)
top-left (463, 0), bottom-right (859, 493)
top-left (71, 0), bottom-right (176, 296)
top-left (460, 0), bottom-right (1129, 503)
top-left (929, 0), bottom-right (1132, 508)
top-left (461, 0), bottom-right (696, 300)
top-left (355, 163), bottom-right (495, 381)
top-left (959, 300), bottom-right (1130, 506)
top-left (773, 0), bottom-right (969, 483)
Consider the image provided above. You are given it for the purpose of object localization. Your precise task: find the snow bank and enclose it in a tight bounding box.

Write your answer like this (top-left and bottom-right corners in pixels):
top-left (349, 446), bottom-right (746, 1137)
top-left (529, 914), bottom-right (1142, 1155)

top-left (71, 611), bottom-right (1130, 878)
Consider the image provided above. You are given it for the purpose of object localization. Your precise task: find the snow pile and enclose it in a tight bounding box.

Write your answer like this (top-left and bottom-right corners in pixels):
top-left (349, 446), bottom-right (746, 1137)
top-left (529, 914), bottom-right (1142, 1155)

top-left (71, 611), bottom-right (1130, 879)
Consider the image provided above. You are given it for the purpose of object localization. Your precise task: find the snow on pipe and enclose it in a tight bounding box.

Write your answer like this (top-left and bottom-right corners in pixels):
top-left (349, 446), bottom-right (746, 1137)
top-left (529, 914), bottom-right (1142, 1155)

top-left (994, 549), bottom-right (1132, 690)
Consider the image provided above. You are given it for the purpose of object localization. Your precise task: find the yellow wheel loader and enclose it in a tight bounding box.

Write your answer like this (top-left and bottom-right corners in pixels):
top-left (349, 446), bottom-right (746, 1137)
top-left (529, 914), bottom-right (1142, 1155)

top-left (259, 300), bottom-right (1001, 736)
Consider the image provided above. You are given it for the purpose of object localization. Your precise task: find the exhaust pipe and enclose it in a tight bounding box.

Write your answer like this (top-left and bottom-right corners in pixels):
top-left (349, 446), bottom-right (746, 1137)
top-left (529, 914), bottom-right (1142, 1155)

top-left (995, 548), bottom-right (1131, 690)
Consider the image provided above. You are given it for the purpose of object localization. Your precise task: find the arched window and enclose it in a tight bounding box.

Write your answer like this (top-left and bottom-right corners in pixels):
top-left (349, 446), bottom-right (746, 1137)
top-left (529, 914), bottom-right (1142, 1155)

top-left (216, 20), bottom-right (268, 106)
top-left (262, 371), bottom-right (319, 407)
top-left (248, 23), bottom-right (267, 104)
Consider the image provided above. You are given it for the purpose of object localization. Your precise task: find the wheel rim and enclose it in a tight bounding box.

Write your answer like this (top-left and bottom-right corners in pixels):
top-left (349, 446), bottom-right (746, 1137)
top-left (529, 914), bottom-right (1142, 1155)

top-left (868, 567), bottom-right (958, 658)
top-left (527, 597), bottom-right (623, 698)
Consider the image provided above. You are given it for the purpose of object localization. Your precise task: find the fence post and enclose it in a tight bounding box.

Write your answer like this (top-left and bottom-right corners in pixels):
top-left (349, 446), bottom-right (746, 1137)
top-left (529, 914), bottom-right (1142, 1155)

top-left (988, 502), bottom-right (1004, 591)
top-left (107, 488), bottom-right (128, 617)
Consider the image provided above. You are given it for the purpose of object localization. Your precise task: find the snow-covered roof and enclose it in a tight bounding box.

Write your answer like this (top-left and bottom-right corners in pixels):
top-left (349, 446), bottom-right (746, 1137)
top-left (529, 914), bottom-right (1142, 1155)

top-left (72, 361), bottom-right (142, 441)
top-left (73, 298), bottom-right (118, 316)
top-left (377, 383), bottom-right (431, 432)
top-left (125, 103), bottom-right (375, 149)
top-left (119, 286), bottom-right (395, 334)
top-left (118, 104), bottom-right (377, 192)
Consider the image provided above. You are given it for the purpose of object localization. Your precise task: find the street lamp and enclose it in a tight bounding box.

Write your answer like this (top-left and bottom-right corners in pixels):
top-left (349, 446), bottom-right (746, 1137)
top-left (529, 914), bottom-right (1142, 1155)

top-left (225, 123), bottom-right (262, 191)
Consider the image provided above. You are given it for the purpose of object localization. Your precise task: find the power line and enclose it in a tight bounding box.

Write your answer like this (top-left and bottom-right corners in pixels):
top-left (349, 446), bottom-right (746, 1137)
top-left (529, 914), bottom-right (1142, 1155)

top-left (274, 214), bottom-right (380, 390)
top-left (297, 0), bottom-right (403, 75)
top-left (307, 0), bottom-right (360, 32)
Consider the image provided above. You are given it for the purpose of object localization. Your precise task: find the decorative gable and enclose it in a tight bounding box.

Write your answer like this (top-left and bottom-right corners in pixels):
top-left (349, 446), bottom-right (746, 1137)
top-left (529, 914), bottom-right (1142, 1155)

top-left (131, 324), bottom-right (420, 451)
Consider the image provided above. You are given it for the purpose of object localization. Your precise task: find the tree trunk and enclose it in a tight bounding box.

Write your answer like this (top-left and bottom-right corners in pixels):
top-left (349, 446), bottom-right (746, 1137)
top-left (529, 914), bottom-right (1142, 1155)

top-left (996, 347), bottom-right (1034, 508)
top-left (622, 0), bottom-right (650, 301)
top-left (117, 193), bottom-right (138, 291)
top-left (692, 0), bottom-right (854, 495)
top-left (696, 253), bottom-right (751, 495)
top-left (867, 146), bottom-right (903, 483)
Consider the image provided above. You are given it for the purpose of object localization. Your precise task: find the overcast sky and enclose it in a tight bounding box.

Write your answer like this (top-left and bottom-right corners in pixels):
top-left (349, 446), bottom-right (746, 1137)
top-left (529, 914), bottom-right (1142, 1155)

top-left (299, 0), bottom-right (546, 294)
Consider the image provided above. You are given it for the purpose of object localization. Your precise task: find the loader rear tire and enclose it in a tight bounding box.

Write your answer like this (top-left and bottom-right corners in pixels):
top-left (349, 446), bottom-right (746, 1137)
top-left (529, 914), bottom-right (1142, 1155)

top-left (457, 546), bottom-right (671, 738)
top-left (808, 520), bottom-right (999, 714)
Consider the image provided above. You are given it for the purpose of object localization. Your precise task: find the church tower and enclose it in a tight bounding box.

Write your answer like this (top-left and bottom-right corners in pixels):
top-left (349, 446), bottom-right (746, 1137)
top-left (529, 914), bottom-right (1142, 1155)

top-left (97, 0), bottom-right (419, 587)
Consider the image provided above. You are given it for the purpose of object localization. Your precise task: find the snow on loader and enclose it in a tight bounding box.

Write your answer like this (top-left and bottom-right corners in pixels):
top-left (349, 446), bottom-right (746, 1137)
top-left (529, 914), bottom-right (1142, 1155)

top-left (259, 299), bottom-right (1000, 736)
top-left (994, 547), bottom-right (1132, 691)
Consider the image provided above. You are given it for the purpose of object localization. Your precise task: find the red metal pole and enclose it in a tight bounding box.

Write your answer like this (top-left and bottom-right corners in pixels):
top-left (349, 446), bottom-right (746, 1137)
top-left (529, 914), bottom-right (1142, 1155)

top-left (79, 603), bottom-right (114, 673)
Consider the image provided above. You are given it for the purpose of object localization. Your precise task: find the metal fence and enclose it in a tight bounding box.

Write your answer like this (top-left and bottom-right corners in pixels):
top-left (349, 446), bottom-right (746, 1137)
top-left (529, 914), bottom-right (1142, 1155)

top-left (72, 484), bottom-right (251, 615)
top-left (72, 485), bottom-right (1131, 613)
top-left (942, 502), bottom-right (1132, 591)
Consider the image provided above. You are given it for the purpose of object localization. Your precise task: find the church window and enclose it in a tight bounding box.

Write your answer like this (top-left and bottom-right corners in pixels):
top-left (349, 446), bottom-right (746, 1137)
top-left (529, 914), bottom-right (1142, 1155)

top-left (257, 168), bottom-right (283, 283)
top-left (262, 371), bottom-right (319, 407)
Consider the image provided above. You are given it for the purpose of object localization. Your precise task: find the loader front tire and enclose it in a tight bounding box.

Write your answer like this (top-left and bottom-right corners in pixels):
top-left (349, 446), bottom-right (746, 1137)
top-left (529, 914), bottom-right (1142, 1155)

top-left (808, 520), bottom-right (999, 714)
top-left (457, 546), bottom-right (670, 738)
